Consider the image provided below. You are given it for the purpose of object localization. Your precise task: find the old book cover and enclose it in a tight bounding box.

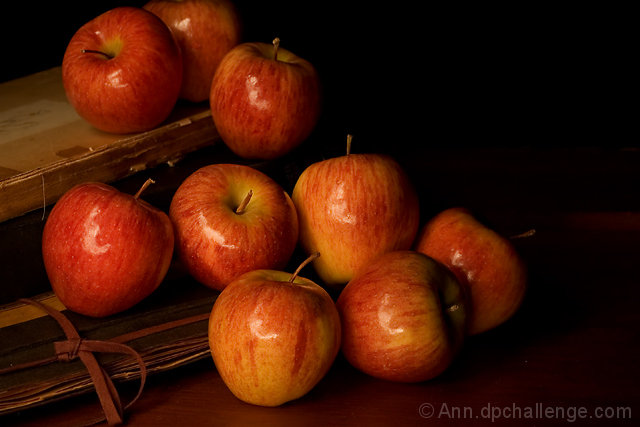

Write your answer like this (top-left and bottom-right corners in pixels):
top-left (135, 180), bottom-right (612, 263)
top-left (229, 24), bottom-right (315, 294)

top-left (0, 67), bottom-right (220, 223)
top-left (0, 273), bottom-right (218, 416)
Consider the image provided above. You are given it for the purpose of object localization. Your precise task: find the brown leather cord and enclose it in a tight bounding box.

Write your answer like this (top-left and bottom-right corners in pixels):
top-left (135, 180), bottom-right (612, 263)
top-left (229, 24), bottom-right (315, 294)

top-left (1, 298), bottom-right (209, 425)
top-left (109, 312), bottom-right (210, 344)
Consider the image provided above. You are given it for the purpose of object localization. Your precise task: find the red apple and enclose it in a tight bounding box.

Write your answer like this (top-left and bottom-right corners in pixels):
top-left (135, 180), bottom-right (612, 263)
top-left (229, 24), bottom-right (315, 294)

top-left (291, 135), bottom-right (420, 287)
top-left (169, 163), bottom-right (299, 291)
top-left (336, 250), bottom-right (467, 383)
top-left (41, 179), bottom-right (174, 317)
top-left (62, 7), bottom-right (183, 133)
top-left (208, 253), bottom-right (341, 406)
top-left (414, 207), bottom-right (527, 335)
top-left (209, 37), bottom-right (321, 159)
top-left (144, 0), bottom-right (242, 102)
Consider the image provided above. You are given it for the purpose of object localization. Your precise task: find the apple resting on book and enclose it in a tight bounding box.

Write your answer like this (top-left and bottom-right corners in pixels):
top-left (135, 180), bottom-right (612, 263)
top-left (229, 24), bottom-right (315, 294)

top-left (169, 163), bottom-right (299, 291)
top-left (144, 0), bottom-right (242, 102)
top-left (41, 179), bottom-right (174, 317)
top-left (62, 7), bottom-right (183, 134)
top-left (208, 254), bottom-right (341, 406)
top-left (209, 38), bottom-right (321, 159)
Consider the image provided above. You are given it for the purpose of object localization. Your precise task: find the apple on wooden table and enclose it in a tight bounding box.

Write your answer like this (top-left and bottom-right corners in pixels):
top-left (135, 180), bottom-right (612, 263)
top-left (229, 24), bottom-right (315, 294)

top-left (291, 135), bottom-right (420, 288)
top-left (209, 37), bottom-right (321, 159)
top-left (62, 7), bottom-right (183, 134)
top-left (208, 253), bottom-right (341, 407)
top-left (144, 0), bottom-right (242, 102)
top-left (415, 207), bottom-right (528, 335)
top-left (41, 179), bottom-right (174, 317)
top-left (337, 250), bottom-right (467, 383)
top-left (169, 163), bottom-right (299, 291)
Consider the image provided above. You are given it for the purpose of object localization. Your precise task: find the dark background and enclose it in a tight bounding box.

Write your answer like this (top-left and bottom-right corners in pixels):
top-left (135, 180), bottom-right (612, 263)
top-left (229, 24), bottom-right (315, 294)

top-left (0, 2), bottom-right (630, 151)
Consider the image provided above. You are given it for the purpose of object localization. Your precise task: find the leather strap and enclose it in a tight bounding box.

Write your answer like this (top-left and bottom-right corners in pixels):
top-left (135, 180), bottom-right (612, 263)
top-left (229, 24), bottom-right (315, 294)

top-left (1, 298), bottom-right (209, 425)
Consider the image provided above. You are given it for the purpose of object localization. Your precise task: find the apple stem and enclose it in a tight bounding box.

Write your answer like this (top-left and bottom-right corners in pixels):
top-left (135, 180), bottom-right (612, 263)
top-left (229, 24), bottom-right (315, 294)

top-left (446, 304), bottom-right (461, 313)
top-left (346, 134), bottom-right (353, 156)
top-left (289, 252), bottom-right (320, 283)
top-left (134, 178), bottom-right (155, 200)
top-left (272, 37), bottom-right (280, 61)
top-left (510, 228), bottom-right (536, 239)
top-left (235, 190), bottom-right (253, 215)
top-left (81, 49), bottom-right (114, 60)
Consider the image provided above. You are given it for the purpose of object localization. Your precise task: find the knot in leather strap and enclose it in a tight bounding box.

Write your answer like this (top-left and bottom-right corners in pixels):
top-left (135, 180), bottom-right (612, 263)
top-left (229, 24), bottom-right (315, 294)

top-left (55, 337), bottom-right (84, 362)
top-left (18, 298), bottom-right (147, 425)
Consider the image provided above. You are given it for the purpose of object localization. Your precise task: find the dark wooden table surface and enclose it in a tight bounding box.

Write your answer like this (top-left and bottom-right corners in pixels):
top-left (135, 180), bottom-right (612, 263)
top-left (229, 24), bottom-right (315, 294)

top-left (2, 143), bottom-right (639, 426)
